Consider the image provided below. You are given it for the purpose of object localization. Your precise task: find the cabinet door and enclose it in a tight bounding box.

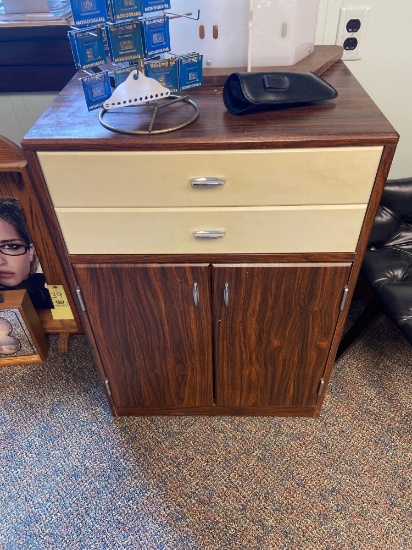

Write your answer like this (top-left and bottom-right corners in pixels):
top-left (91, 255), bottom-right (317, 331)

top-left (212, 263), bottom-right (351, 408)
top-left (74, 263), bottom-right (213, 409)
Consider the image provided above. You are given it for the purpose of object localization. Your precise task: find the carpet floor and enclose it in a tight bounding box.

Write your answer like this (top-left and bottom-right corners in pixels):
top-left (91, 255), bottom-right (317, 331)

top-left (1, 304), bottom-right (411, 549)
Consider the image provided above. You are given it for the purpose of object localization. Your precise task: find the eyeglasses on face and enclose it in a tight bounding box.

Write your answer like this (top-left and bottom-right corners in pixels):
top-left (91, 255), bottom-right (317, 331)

top-left (0, 243), bottom-right (30, 256)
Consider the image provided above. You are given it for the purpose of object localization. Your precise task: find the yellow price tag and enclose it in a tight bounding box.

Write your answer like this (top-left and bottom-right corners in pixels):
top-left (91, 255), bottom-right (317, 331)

top-left (47, 285), bottom-right (74, 320)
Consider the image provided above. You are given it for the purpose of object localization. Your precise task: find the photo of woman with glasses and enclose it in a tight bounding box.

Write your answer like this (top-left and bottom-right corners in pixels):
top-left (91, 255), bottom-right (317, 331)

top-left (0, 198), bottom-right (53, 309)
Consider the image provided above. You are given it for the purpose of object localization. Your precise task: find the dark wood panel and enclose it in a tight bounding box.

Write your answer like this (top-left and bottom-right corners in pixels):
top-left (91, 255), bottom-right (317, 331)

top-left (73, 263), bottom-right (214, 409)
top-left (0, 24), bottom-right (76, 92)
top-left (212, 263), bottom-right (352, 408)
top-left (0, 65), bottom-right (77, 93)
top-left (0, 39), bottom-right (74, 65)
top-left (0, 25), bottom-right (71, 41)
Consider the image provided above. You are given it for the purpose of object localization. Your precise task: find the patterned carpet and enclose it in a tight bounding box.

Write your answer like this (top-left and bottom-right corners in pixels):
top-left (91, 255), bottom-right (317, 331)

top-left (1, 304), bottom-right (411, 550)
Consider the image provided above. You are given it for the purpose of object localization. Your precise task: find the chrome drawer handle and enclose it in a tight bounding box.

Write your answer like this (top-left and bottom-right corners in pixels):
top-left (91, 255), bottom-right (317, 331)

top-left (190, 177), bottom-right (226, 188)
top-left (224, 283), bottom-right (229, 307)
top-left (193, 283), bottom-right (199, 306)
top-left (193, 230), bottom-right (226, 239)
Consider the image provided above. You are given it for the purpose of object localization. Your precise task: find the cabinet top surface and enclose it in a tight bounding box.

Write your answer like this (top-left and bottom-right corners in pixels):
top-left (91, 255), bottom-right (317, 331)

top-left (22, 62), bottom-right (398, 152)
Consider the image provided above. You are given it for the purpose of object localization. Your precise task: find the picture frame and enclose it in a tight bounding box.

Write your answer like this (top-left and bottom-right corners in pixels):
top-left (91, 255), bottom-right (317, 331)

top-left (0, 289), bottom-right (49, 366)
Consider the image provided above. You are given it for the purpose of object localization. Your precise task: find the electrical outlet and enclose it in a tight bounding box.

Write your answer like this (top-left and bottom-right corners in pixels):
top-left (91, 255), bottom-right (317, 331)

top-left (336, 7), bottom-right (371, 61)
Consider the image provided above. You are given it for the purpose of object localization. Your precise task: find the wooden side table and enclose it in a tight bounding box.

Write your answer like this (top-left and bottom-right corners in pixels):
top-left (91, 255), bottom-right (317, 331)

top-left (0, 136), bottom-right (82, 352)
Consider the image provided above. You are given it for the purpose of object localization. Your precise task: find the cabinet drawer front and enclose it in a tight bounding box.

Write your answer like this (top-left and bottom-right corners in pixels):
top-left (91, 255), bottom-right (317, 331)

top-left (56, 205), bottom-right (367, 254)
top-left (39, 147), bottom-right (382, 208)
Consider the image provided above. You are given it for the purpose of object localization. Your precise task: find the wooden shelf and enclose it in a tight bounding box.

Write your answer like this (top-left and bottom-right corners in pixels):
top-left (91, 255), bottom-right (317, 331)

top-left (36, 309), bottom-right (78, 353)
top-left (36, 308), bottom-right (79, 333)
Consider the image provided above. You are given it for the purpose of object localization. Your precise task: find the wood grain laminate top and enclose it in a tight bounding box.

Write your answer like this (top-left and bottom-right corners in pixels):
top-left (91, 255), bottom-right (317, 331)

top-left (22, 61), bottom-right (398, 152)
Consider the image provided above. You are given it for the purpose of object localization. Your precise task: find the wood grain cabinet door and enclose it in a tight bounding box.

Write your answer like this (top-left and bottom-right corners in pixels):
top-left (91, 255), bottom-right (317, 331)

top-left (212, 263), bottom-right (352, 408)
top-left (74, 263), bottom-right (214, 409)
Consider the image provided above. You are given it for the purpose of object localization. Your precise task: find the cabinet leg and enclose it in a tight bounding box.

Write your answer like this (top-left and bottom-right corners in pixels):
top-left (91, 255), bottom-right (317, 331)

top-left (58, 332), bottom-right (73, 354)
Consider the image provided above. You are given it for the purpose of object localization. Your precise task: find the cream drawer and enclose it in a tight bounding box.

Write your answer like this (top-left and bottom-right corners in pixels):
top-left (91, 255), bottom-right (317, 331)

top-left (39, 147), bottom-right (382, 208)
top-left (56, 205), bottom-right (367, 255)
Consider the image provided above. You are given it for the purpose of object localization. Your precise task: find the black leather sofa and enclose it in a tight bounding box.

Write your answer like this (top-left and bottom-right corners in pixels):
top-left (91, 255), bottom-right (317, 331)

top-left (338, 177), bottom-right (412, 356)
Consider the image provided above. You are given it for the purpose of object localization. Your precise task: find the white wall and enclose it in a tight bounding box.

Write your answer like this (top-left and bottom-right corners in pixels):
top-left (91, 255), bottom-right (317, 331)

top-left (319, 0), bottom-right (411, 178)
top-left (1, 0), bottom-right (410, 178)
top-left (0, 92), bottom-right (57, 145)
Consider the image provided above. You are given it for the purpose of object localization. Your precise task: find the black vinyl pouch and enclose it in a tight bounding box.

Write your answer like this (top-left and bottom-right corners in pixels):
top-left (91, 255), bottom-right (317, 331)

top-left (223, 71), bottom-right (338, 115)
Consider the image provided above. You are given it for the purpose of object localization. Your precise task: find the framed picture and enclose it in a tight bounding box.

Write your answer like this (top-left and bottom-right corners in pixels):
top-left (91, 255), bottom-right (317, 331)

top-left (0, 289), bottom-right (49, 366)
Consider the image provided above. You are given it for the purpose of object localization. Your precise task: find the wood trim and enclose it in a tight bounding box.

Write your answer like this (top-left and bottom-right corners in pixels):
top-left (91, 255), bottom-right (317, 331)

top-left (112, 405), bottom-right (317, 417)
top-left (0, 136), bottom-right (27, 169)
top-left (68, 252), bottom-right (356, 264)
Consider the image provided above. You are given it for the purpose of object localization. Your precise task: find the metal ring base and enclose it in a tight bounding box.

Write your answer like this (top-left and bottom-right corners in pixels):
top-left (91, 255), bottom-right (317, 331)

top-left (99, 95), bottom-right (200, 135)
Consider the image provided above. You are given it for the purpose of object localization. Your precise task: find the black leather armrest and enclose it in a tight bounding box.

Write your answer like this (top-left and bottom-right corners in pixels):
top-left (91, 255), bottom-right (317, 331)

top-left (362, 178), bottom-right (412, 345)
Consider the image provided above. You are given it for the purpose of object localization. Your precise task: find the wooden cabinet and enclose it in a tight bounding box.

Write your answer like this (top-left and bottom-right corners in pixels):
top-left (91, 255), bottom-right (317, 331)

top-left (73, 261), bottom-right (351, 413)
top-left (21, 59), bottom-right (398, 417)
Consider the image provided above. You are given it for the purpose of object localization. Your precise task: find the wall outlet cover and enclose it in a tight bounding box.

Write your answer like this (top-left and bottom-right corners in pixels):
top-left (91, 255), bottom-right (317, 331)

top-left (336, 7), bottom-right (371, 61)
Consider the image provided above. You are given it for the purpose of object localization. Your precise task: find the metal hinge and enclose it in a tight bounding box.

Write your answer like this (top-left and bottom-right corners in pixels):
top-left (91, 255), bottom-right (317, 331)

top-left (340, 285), bottom-right (349, 311)
top-left (317, 378), bottom-right (325, 397)
top-left (76, 287), bottom-right (86, 312)
top-left (104, 379), bottom-right (112, 397)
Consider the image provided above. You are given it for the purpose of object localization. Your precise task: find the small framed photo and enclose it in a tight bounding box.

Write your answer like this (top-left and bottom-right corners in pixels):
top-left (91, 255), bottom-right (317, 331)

top-left (0, 289), bottom-right (49, 366)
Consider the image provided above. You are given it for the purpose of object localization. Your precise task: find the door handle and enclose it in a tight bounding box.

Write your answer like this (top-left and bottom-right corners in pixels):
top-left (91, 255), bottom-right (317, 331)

top-left (190, 177), bottom-right (226, 188)
top-left (193, 230), bottom-right (226, 239)
top-left (193, 283), bottom-right (199, 306)
top-left (224, 283), bottom-right (229, 307)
